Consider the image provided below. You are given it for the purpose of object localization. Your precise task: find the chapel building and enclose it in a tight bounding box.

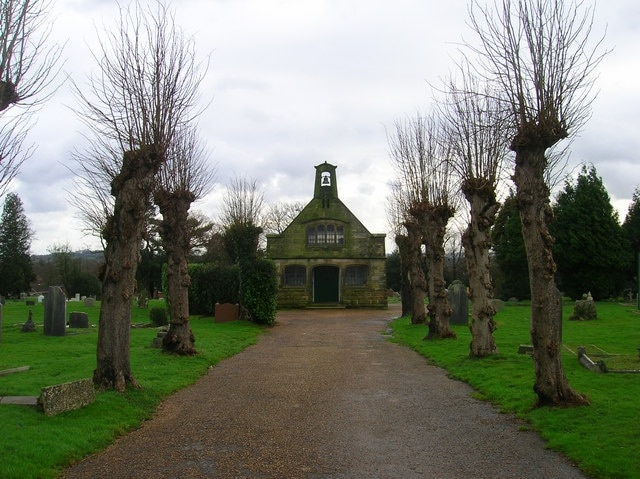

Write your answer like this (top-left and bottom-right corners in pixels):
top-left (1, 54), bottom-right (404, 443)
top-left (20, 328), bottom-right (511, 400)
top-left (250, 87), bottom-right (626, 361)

top-left (266, 162), bottom-right (387, 308)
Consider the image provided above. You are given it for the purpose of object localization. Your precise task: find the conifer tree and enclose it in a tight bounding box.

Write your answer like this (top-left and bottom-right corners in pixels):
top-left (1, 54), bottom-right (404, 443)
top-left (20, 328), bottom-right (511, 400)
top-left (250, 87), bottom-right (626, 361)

top-left (0, 193), bottom-right (35, 296)
top-left (552, 165), bottom-right (631, 299)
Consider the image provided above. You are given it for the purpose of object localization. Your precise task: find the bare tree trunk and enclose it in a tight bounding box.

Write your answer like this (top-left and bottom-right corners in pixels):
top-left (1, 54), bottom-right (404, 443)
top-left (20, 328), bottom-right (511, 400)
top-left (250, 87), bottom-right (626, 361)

top-left (463, 184), bottom-right (499, 356)
top-left (513, 148), bottom-right (588, 406)
top-left (425, 207), bottom-right (456, 339)
top-left (395, 234), bottom-right (413, 317)
top-left (399, 223), bottom-right (426, 324)
top-left (156, 190), bottom-right (197, 355)
top-left (95, 147), bottom-right (161, 391)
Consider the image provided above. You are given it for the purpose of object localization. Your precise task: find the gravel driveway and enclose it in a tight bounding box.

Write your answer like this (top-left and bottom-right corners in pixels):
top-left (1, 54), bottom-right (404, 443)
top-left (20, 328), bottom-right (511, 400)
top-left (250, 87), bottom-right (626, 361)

top-left (60, 305), bottom-right (588, 478)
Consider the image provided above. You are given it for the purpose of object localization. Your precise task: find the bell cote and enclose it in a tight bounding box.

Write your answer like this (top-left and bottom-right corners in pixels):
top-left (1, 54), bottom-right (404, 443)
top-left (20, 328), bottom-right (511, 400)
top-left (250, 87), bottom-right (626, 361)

top-left (314, 162), bottom-right (338, 201)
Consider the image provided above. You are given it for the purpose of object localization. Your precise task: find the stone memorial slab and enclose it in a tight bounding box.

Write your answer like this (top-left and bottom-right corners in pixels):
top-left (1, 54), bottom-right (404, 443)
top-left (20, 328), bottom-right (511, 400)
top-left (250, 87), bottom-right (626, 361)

top-left (44, 286), bottom-right (66, 337)
top-left (448, 280), bottom-right (469, 325)
top-left (215, 303), bottom-right (240, 323)
top-left (38, 378), bottom-right (95, 416)
top-left (68, 311), bottom-right (89, 328)
top-left (83, 297), bottom-right (96, 307)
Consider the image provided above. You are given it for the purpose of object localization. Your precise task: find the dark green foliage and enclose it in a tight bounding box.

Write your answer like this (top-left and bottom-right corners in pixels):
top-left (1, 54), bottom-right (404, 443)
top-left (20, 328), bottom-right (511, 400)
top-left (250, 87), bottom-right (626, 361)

top-left (241, 258), bottom-right (277, 325)
top-left (622, 187), bottom-right (640, 291)
top-left (491, 193), bottom-right (530, 299)
top-left (149, 306), bottom-right (168, 326)
top-left (188, 263), bottom-right (240, 315)
top-left (551, 165), bottom-right (631, 300)
top-left (223, 223), bottom-right (263, 263)
top-left (0, 193), bottom-right (35, 296)
top-left (136, 247), bottom-right (165, 298)
top-left (385, 249), bottom-right (401, 292)
top-left (68, 271), bottom-right (101, 298)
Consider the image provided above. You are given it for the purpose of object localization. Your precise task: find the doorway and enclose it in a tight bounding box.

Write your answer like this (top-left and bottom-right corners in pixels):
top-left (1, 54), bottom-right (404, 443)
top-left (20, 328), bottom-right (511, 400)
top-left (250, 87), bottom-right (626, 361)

top-left (313, 265), bottom-right (339, 303)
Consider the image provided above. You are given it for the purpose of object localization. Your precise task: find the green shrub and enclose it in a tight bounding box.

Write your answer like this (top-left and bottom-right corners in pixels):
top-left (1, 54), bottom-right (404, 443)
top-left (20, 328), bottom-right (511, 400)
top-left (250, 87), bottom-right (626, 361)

top-left (241, 259), bottom-right (277, 326)
top-left (188, 263), bottom-right (240, 315)
top-left (149, 306), bottom-right (168, 326)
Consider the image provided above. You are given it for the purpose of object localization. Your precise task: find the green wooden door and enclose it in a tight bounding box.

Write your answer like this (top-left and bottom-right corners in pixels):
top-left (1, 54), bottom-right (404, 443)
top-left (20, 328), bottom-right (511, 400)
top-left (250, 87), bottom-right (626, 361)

top-left (313, 266), bottom-right (339, 303)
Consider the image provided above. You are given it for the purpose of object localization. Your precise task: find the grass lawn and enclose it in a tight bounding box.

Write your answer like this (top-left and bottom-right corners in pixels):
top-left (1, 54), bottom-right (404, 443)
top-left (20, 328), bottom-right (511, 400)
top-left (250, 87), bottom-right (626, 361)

top-left (390, 300), bottom-right (640, 479)
top-left (0, 299), bottom-right (264, 479)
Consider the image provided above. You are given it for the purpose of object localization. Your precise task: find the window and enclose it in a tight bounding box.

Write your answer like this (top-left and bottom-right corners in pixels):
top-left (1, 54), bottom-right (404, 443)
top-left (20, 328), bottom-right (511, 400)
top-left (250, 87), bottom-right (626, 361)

top-left (345, 265), bottom-right (368, 286)
top-left (307, 223), bottom-right (345, 246)
top-left (284, 266), bottom-right (306, 286)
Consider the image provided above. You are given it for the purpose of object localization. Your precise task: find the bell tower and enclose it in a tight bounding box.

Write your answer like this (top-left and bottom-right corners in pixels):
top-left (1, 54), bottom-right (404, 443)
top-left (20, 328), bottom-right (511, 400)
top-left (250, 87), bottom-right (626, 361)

top-left (314, 162), bottom-right (338, 207)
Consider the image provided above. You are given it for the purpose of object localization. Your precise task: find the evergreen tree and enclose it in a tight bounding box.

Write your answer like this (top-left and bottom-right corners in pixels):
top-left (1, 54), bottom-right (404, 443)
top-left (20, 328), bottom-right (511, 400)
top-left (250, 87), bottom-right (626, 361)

top-left (491, 193), bottom-right (530, 300)
top-left (551, 165), bottom-right (631, 300)
top-left (0, 193), bottom-right (35, 296)
top-left (622, 187), bottom-right (640, 292)
top-left (623, 187), bottom-right (640, 253)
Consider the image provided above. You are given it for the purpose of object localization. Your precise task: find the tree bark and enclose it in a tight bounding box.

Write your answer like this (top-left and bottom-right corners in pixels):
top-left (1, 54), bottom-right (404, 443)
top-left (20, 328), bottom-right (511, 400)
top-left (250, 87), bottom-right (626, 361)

top-left (156, 189), bottom-right (197, 355)
top-left (424, 206), bottom-right (456, 340)
top-left (398, 223), bottom-right (426, 324)
top-left (463, 184), bottom-right (499, 357)
top-left (94, 147), bottom-right (162, 391)
top-left (395, 234), bottom-right (413, 317)
top-left (513, 147), bottom-right (589, 407)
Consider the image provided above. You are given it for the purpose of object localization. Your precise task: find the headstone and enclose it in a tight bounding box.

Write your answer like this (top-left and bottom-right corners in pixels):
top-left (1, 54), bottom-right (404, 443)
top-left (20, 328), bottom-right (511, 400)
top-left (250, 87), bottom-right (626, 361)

top-left (215, 303), bottom-right (240, 323)
top-left (21, 309), bottom-right (36, 332)
top-left (38, 378), bottom-right (95, 416)
top-left (43, 286), bottom-right (66, 337)
top-left (37, 295), bottom-right (44, 303)
top-left (448, 280), bottom-right (469, 325)
top-left (68, 311), bottom-right (89, 328)
top-left (83, 297), bottom-right (96, 307)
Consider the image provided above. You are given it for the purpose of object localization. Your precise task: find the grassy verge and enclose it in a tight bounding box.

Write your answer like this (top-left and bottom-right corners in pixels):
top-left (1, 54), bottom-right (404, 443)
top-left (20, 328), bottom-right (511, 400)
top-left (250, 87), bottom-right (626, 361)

top-left (390, 301), bottom-right (640, 479)
top-left (0, 299), bottom-right (264, 479)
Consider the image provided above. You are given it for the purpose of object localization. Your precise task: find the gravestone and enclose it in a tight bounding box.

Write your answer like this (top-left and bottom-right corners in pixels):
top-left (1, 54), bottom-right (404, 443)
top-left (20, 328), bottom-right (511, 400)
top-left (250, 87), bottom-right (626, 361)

top-left (83, 297), bottom-right (96, 307)
top-left (448, 280), bottom-right (469, 325)
top-left (68, 311), bottom-right (89, 328)
top-left (38, 378), bottom-right (95, 416)
top-left (21, 309), bottom-right (36, 332)
top-left (43, 286), bottom-right (66, 336)
top-left (215, 303), bottom-right (239, 323)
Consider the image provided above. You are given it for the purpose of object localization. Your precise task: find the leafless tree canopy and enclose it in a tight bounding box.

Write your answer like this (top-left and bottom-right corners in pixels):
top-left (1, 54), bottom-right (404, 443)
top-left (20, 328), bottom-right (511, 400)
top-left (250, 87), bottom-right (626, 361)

top-left (220, 176), bottom-right (265, 228)
top-left (71, 0), bottom-right (207, 241)
top-left (156, 124), bottom-right (215, 201)
top-left (466, 0), bottom-right (607, 150)
top-left (262, 200), bottom-right (305, 235)
top-left (0, 0), bottom-right (63, 196)
top-left (387, 112), bottom-right (456, 212)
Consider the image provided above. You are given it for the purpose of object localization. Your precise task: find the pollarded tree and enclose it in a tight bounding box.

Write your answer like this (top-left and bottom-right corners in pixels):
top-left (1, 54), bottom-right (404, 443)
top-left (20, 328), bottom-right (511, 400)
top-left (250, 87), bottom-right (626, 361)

top-left (440, 67), bottom-right (511, 357)
top-left (0, 192), bottom-right (34, 296)
top-left (155, 126), bottom-right (214, 355)
top-left (72, 1), bottom-right (206, 391)
top-left (552, 165), bottom-right (631, 300)
top-left (466, 0), bottom-right (607, 406)
top-left (0, 0), bottom-right (62, 197)
top-left (388, 113), bottom-right (456, 337)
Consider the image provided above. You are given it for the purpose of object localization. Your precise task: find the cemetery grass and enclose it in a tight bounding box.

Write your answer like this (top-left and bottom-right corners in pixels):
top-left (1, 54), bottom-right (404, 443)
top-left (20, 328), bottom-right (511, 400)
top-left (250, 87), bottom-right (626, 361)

top-left (390, 301), bottom-right (640, 479)
top-left (0, 299), bottom-right (264, 479)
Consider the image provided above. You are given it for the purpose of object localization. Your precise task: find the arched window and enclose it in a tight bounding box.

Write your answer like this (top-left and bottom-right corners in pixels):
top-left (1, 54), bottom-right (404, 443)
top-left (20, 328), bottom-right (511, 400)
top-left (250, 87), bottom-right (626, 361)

top-left (284, 266), bottom-right (306, 286)
top-left (345, 265), bottom-right (368, 286)
top-left (326, 224), bottom-right (336, 244)
top-left (307, 226), bottom-right (316, 244)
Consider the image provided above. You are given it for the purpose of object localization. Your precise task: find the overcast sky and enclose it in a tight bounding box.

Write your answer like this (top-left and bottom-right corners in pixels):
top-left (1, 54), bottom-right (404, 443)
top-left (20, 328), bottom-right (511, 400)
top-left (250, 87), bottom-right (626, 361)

top-left (6, 0), bottom-right (640, 255)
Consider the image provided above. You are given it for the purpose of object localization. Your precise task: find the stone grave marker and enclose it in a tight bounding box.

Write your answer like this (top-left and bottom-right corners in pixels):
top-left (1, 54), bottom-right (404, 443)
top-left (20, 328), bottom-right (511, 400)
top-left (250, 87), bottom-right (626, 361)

top-left (492, 298), bottom-right (505, 313)
top-left (448, 280), bottom-right (469, 325)
top-left (21, 309), bottom-right (36, 332)
top-left (68, 311), bottom-right (89, 328)
top-left (83, 297), bottom-right (96, 307)
top-left (44, 286), bottom-right (66, 336)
